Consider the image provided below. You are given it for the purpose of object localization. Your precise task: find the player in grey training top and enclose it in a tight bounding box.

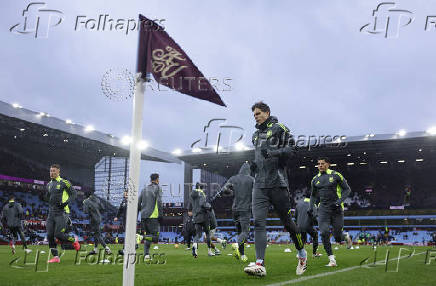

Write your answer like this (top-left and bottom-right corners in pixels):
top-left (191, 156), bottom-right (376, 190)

top-left (309, 157), bottom-right (352, 267)
top-left (83, 194), bottom-right (111, 256)
top-left (1, 195), bottom-right (29, 254)
top-left (45, 164), bottom-right (80, 263)
top-left (221, 162), bottom-right (254, 262)
top-left (137, 173), bottom-right (162, 259)
top-left (245, 102), bottom-right (307, 277)
top-left (189, 183), bottom-right (212, 258)
top-left (295, 192), bottom-right (321, 258)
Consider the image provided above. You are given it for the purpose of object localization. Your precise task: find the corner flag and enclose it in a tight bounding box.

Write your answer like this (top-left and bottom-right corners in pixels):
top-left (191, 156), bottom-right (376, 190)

top-left (136, 14), bottom-right (226, 107)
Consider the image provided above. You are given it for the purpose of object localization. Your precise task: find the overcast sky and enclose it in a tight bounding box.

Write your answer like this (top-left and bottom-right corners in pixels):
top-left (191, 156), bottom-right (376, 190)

top-left (2, 0), bottom-right (436, 196)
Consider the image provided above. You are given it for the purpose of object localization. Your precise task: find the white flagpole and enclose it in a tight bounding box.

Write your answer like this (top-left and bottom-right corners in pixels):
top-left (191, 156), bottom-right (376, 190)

top-left (123, 73), bottom-right (145, 286)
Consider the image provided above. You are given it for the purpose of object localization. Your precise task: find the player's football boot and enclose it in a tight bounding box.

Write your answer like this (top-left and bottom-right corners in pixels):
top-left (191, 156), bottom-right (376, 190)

top-left (104, 247), bottom-right (112, 255)
top-left (10, 242), bottom-right (16, 255)
top-left (192, 245), bottom-right (198, 258)
top-left (244, 262), bottom-right (266, 277)
top-left (346, 232), bottom-right (353, 249)
top-left (296, 257), bottom-right (307, 275)
top-left (48, 256), bottom-right (61, 263)
top-left (221, 240), bottom-right (227, 249)
top-left (326, 255), bottom-right (337, 267)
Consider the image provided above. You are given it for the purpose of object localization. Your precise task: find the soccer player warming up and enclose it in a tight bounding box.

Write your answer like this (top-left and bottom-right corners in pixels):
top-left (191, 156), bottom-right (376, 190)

top-left (244, 102), bottom-right (307, 277)
top-left (45, 164), bottom-right (81, 263)
top-left (221, 162), bottom-right (254, 262)
top-left (308, 157), bottom-right (352, 267)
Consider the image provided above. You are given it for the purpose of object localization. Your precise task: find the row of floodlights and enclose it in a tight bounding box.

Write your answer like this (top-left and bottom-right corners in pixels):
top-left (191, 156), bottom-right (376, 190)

top-left (298, 159), bottom-right (424, 169)
top-left (12, 102), bottom-right (149, 150)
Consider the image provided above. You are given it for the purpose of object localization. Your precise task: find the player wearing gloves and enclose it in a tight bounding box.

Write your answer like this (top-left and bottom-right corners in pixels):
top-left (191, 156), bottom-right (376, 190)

top-left (244, 102), bottom-right (307, 277)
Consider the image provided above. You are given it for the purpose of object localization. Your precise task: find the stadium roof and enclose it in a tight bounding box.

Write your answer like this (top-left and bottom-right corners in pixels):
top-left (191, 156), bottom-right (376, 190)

top-left (177, 130), bottom-right (436, 178)
top-left (0, 100), bottom-right (181, 166)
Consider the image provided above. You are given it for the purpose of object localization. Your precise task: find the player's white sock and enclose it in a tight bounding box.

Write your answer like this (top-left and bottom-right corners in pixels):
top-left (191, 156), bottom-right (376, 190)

top-left (328, 255), bottom-right (336, 261)
top-left (193, 243), bottom-right (198, 249)
top-left (94, 247), bottom-right (98, 252)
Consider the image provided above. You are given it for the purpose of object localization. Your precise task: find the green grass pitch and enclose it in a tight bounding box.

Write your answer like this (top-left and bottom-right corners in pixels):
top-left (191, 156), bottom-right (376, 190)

top-left (0, 243), bottom-right (435, 286)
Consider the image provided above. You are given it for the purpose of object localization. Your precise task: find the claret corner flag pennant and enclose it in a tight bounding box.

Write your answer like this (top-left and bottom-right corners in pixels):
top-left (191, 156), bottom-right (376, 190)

top-left (136, 14), bottom-right (226, 107)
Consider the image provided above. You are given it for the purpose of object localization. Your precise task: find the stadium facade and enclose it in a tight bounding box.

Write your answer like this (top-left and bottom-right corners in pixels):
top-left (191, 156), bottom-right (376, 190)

top-left (177, 130), bottom-right (436, 235)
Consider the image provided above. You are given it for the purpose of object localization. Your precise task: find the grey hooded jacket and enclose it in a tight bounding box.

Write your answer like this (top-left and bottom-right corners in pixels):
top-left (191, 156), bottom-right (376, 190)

top-left (221, 162), bottom-right (254, 212)
top-left (83, 195), bottom-right (104, 223)
top-left (252, 116), bottom-right (296, 188)
top-left (189, 188), bottom-right (208, 224)
top-left (2, 200), bottom-right (23, 227)
top-left (295, 198), bottom-right (317, 232)
top-left (138, 183), bottom-right (162, 220)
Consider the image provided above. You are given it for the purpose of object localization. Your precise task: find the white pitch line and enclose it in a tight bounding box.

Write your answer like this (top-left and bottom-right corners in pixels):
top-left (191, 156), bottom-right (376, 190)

top-left (266, 251), bottom-right (426, 286)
